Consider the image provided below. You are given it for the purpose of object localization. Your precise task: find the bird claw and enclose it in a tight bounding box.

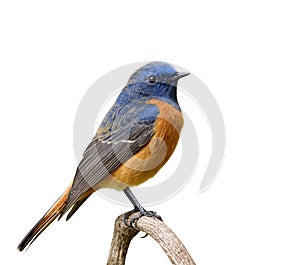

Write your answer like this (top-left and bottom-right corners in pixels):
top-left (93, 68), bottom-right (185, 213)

top-left (123, 206), bottom-right (139, 225)
top-left (140, 232), bottom-right (148, 238)
top-left (124, 207), bottom-right (163, 228)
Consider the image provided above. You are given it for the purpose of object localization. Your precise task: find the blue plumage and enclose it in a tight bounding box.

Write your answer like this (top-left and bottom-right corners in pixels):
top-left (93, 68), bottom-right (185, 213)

top-left (100, 61), bottom-right (188, 133)
top-left (115, 61), bottom-right (185, 110)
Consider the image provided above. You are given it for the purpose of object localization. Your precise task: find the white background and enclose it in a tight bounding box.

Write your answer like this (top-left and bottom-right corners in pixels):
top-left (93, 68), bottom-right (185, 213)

top-left (1, 1), bottom-right (300, 264)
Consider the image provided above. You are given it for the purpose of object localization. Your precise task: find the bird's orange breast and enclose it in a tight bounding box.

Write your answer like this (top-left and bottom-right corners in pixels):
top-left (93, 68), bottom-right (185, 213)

top-left (105, 99), bottom-right (184, 189)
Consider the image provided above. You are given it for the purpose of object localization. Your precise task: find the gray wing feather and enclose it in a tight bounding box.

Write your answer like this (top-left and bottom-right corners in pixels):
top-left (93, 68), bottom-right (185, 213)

top-left (60, 117), bottom-right (156, 218)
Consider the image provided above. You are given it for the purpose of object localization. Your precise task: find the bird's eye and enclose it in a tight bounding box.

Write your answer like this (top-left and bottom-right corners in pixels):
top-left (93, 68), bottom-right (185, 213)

top-left (148, 75), bottom-right (157, 84)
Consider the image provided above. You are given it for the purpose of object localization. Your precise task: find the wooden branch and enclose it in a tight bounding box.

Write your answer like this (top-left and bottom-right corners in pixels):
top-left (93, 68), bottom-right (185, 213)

top-left (107, 212), bottom-right (196, 265)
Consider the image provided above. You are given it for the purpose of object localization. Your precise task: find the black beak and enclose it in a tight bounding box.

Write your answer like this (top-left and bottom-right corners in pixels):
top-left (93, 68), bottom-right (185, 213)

top-left (168, 72), bottom-right (190, 82)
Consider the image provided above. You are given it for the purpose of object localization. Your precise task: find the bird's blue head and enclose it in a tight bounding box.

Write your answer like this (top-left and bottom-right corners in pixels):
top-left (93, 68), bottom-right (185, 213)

top-left (116, 62), bottom-right (189, 109)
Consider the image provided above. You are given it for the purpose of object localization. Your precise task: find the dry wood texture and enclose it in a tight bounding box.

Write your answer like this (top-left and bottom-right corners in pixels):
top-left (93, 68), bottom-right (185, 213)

top-left (107, 212), bottom-right (196, 265)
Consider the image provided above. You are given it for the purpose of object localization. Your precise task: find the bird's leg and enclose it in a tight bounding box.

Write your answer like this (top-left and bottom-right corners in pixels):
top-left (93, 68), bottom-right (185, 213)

top-left (123, 188), bottom-right (162, 227)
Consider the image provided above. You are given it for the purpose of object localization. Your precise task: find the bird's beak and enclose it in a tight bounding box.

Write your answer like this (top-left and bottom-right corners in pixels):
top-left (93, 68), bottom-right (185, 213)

top-left (168, 72), bottom-right (190, 82)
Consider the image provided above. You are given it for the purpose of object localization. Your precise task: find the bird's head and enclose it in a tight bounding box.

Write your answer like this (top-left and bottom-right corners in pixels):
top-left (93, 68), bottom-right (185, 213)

top-left (128, 61), bottom-right (189, 87)
top-left (117, 62), bottom-right (189, 107)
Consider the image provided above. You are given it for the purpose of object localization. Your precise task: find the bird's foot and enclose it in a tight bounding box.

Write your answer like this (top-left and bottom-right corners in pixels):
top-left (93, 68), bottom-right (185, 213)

top-left (124, 206), bottom-right (163, 228)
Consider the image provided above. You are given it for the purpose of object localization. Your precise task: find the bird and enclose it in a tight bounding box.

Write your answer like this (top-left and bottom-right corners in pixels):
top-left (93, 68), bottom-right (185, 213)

top-left (17, 61), bottom-right (189, 252)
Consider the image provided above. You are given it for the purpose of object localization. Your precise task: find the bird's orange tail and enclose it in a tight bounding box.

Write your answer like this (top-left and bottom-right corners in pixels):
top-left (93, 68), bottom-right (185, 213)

top-left (17, 182), bottom-right (73, 251)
